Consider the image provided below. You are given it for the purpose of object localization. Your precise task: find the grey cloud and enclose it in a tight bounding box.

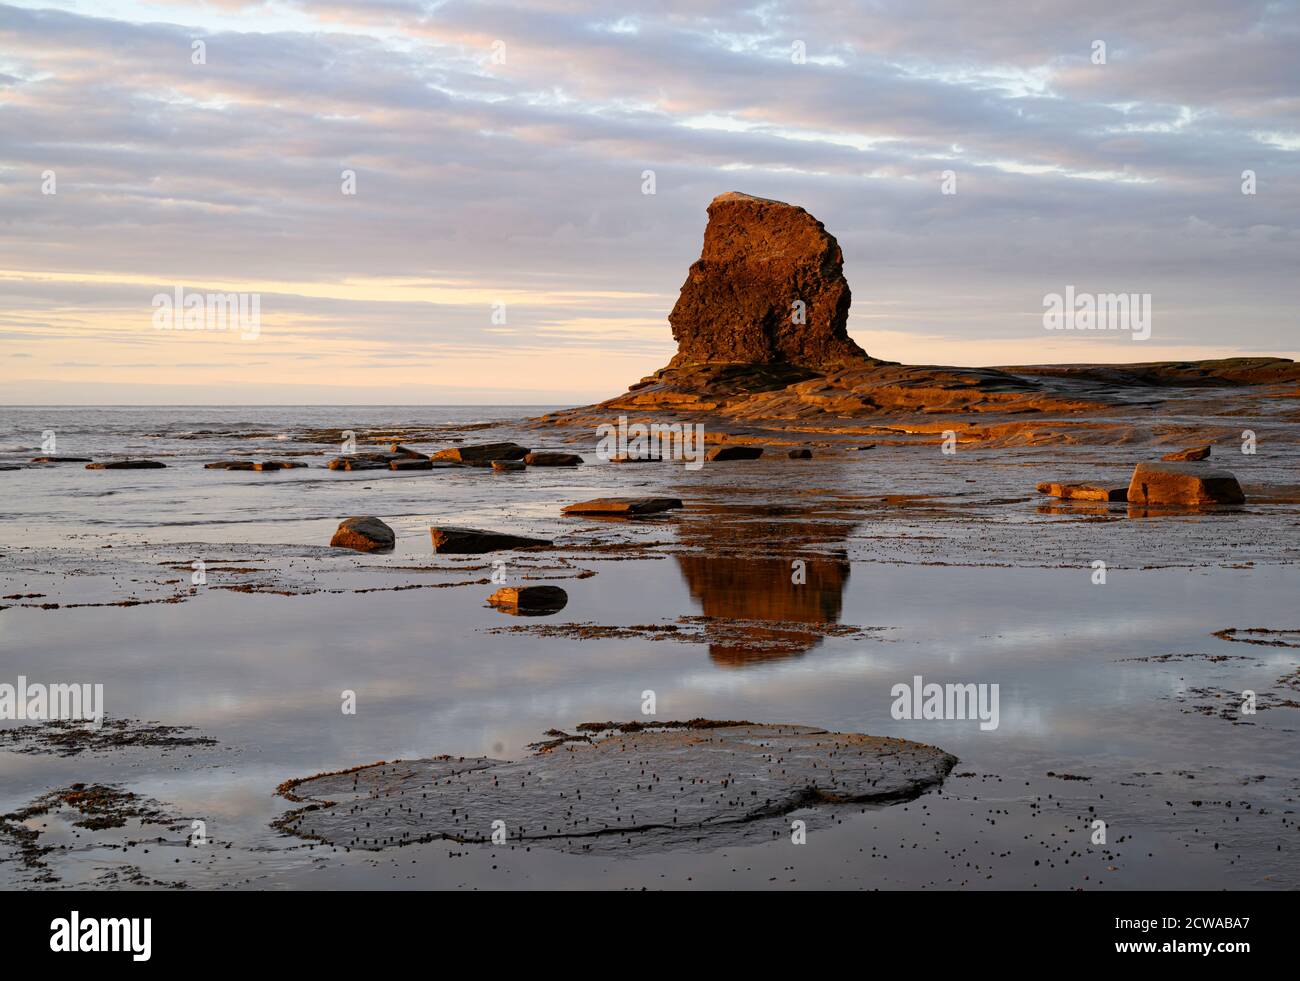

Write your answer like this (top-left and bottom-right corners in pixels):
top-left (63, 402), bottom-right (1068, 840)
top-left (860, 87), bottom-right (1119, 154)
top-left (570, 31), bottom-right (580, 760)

top-left (0, 0), bottom-right (1296, 374)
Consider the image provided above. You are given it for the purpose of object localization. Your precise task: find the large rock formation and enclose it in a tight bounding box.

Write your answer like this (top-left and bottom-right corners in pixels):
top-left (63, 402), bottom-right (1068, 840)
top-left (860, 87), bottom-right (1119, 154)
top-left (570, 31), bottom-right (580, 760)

top-left (668, 192), bottom-right (866, 370)
top-left (534, 193), bottom-right (1300, 441)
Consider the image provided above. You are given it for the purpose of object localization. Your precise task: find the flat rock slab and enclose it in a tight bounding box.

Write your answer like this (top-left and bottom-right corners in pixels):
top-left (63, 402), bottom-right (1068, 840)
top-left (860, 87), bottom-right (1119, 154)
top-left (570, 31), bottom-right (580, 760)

top-left (788, 449), bottom-right (813, 459)
top-left (330, 516), bottom-right (395, 552)
top-left (431, 442), bottom-right (529, 464)
top-left (386, 443), bottom-right (427, 458)
top-left (562, 497), bottom-right (683, 517)
top-left (492, 460), bottom-right (526, 472)
top-left (327, 454), bottom-right (393, 471)
top-left (30, 456), bottom-right (92, 463)
top-left (1036, 482), bottom-right (1127, 502)
top-left (389, 458), bottom-right (432, 470)
top-left (524, 452), bottom-right (583, 466)
top-left (206, 460), bottom-right (257, 470)
top-left (275, 723), bottom-right (956, 853)
top-left (706, 445), bottom-right (764, 461)
top-left (487, 585), bottom-right (568, 615)
top-left (430, 525), bottom-right (553, 553)
top-left (1128, 462), bottom-right (1245, 506)
top-left (1161, 445), bottom-right (1212, 462)
top-left (85, 460), bottom-right (166, 469)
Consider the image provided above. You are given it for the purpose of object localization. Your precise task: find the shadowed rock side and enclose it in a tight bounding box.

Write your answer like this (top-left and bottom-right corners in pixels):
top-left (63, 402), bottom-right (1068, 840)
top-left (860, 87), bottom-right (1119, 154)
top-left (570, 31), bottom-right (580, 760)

top-left (537, 192), bottom-right (1300, 436)
top-left (274, 723), bottom-right (956, 854)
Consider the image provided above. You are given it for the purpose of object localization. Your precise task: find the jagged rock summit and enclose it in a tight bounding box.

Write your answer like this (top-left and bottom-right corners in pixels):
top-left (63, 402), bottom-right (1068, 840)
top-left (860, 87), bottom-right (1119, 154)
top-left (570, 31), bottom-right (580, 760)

top-left (669, 192), bottom-right (866, 370)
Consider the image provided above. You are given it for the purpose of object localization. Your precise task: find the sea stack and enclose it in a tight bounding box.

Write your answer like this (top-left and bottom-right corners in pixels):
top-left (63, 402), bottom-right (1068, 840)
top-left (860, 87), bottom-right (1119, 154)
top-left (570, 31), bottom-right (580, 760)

top-left (668, 192), bottom-right (867, 370)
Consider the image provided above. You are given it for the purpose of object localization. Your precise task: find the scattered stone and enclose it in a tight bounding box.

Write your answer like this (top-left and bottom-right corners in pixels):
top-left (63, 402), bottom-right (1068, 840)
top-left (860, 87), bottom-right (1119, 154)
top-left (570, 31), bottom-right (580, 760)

top-left (327, 455), bottom-right (391, 471)
top-left (487, 585), bottom-right (569, 615)
top-left (390, 458), bottom-right (433, 471)
top-left (85, 460), bottom-right (166, 470)
top-left (430, 526), bottom-right (553, 554)
top-left (1127, 462), bottom-right (1245, 506)
top-left (609, 453), bottom-right (661, 463)
top-left (705, 445), bottom-right (764, 462)
top-left (1036, 482), bottom-right (1128, 502)
top-left (492, 460), bottom-right (526, 472)
top-left (30, 456), bottom-right (92, 463)
top-left (207, 460), bottom-right (306, 471)
top-left (524, 451), bottom-right (582, 467)
top-left (273, 723), bottom-right (956, 854)
top-left (330, 516), bottom-right (396, 552)
top-left (788, 448), bottom-right (813, 459)
top-left (667, 192), bottom-right (865, 370)
top-left (431, 442), bottom-right (529, 464)
top-left (1162, 445), bottom-right (1212, 462)
top-left (562, 497), bottom-right (683, 517)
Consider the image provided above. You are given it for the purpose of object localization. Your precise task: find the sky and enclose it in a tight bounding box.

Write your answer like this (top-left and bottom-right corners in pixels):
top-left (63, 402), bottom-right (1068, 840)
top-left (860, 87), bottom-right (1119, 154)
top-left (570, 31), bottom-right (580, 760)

top-left (1, 0), bottom-right (1297, 405)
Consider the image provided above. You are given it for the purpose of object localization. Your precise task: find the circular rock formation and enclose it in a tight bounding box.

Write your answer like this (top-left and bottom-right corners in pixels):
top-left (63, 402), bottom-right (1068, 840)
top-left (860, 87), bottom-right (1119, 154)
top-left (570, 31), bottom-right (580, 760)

top-left (274, 722), bottom-right (956, 853)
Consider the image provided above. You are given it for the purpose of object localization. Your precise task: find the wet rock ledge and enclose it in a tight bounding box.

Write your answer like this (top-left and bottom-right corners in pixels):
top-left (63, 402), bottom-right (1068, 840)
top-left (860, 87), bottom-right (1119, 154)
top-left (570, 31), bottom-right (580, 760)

top-left (273, 722), bottom-right (956, 852)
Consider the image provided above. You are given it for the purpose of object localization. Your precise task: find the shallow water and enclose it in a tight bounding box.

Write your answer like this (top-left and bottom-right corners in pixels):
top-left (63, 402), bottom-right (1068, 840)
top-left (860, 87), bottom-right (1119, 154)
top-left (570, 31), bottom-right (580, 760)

top-left (1, 406), bottom-right (1297, 889)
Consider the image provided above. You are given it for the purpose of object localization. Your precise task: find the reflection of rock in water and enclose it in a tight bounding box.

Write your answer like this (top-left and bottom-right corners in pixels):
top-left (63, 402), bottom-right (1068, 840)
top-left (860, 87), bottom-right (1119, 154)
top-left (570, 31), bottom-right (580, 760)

top-left (674, 516), bottom-right (854, 666)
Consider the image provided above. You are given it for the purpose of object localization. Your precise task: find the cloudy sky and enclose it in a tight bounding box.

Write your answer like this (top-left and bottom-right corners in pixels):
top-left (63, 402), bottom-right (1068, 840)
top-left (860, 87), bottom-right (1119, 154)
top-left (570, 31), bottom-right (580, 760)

top-left (1, 0), bottom-right (1297, 404)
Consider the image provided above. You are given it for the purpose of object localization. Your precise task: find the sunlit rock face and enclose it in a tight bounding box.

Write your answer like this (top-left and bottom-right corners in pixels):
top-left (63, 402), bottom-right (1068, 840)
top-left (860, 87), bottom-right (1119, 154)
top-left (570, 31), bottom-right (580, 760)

top-left (668, 192), bottom-right (867, 371)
